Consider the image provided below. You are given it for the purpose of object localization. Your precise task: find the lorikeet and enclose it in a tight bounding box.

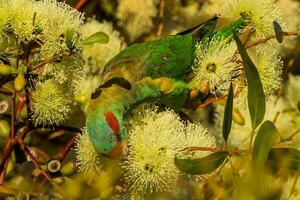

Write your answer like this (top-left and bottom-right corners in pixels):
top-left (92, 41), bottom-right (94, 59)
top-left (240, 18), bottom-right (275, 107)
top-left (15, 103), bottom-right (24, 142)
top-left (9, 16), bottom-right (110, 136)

top-left (86, 17), bottom-right (245, 157)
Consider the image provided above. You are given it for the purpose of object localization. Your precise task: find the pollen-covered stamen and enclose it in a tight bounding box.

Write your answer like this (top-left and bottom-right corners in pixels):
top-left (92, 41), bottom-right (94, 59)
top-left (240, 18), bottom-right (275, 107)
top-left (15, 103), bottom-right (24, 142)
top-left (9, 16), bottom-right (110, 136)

top-left (221, 0), bottom-right (283, 39)
top-left (190, 36), bottom-right (240, 94)
top-left (206, 62), bottom-right (217, 73)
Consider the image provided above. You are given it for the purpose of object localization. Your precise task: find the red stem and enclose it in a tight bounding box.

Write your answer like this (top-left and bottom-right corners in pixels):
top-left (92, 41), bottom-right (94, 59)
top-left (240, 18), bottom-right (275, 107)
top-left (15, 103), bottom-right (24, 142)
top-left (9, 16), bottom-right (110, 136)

top-left (74, 0), bottom-right (89, 11)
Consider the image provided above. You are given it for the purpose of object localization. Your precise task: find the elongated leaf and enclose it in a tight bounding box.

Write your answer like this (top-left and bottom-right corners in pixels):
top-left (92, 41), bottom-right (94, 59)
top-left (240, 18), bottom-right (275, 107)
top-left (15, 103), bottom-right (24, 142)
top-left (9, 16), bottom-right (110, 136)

top-left (267, 148), bottom-right (300, 171)
top-left (252, 121), bottom-right (279, 170)
top-left (233, 32), bottom-right (265, 129)
top-left (174, 151), bottom-right (229, 175)
top-left (80, 31), bottom-right (109, 46)
top-left (222, 82), bottom-right (233, 142)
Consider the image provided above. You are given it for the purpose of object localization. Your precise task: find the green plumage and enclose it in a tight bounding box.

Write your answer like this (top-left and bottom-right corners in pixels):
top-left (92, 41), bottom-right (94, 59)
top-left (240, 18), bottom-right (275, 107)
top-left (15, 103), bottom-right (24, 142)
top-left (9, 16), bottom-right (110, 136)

top-left (101, 35), bottom-right (195, 85)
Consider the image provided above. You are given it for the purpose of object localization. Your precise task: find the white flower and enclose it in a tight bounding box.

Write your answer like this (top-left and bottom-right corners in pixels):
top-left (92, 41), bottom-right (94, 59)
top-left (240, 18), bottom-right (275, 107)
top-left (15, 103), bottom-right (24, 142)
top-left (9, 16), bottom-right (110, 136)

top-left (123, 106), bottom-right (183, 196)
top-left (81, 19), bottom-right (121, 73)
top-left (179, 122), bottom-right (216, 158)
top-left (178, 122), bottom-right (216, 184)
top-left (215, 96), bottom-right (294, 149)
top-left (75, 19), bottom-right (122, 105)
top-left (221, 0), bottom-right (283, 39)
top-left (123, 105), bottom-right (217, 197)
top-left (236, 45), bottom-right (283, 105)
top-left (0, 0), bottom-right (83, 50)
top-left (42, 53), bottom-right (84, 90)
top-left (190, 36), bottom-right (240, 93)
top-left (38, 0), bottom-right (84, 58)
top-left (30, 79), bottom-right (71, 125)
top-left (117, 0), bottom-right (158, 40)
top-left (74, 128), bottom-right (104, 174)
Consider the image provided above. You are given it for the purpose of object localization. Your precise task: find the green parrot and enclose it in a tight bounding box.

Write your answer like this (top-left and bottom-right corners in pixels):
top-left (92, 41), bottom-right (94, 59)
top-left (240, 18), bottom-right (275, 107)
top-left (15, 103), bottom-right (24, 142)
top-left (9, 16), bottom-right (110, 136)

top-left (86, 16), bottom-right (245, 158)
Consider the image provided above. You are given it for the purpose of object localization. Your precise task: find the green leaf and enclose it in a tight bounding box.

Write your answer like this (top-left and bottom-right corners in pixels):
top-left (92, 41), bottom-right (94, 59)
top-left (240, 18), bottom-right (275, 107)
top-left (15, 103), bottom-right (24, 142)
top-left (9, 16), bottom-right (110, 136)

top-left (267, 148), bottom-right (300, 171)
top-left (252, 121), bottom-right (279, 170)
top-left (80, 31), bottom-right (109, 46)
top-left (233, 32), bottom-right (266, 129)
top-left (222, 82), bottom-right (233, 142)
top-left (174, 151), bottom-right (229, 175)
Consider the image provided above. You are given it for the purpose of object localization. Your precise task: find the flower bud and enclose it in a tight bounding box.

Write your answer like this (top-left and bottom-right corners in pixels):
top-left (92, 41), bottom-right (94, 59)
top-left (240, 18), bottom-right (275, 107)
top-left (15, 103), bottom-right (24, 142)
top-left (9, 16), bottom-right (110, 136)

top-left (233, 108), bottom-right (245, 125)
top-left (14, 73), bottom-right (26, 91)
top-left (0, 120), bottom-right (10, 138)
top-left (0, 100), bottom-right (9, 113)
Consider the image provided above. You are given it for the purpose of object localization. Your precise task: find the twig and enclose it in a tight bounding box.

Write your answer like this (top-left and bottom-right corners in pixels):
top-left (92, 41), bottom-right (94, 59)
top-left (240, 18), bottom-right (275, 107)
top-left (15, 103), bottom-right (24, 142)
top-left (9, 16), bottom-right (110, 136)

top-left (74, 0), bottom-right (90, 11)
top-left (0, 126), bottom-right (29, 184)
top-left (0, 161), bottom-right (8, 184)
top-left (17, 139), bottom-right (65, 195)
top-left (55, 134), bottom-right (78, 161)
top-left (246, 30), bottom-right (300, 49)
top-left (280, 129), bottom-right (300, 143)
top-left (10, 90), bottom-right (16, 138)
top-left (180, 146), bottom-right (224, 152)
top-left (0, 89), bottom-right (16, 183)
top-left (199, 95), bottom-right (225, 108)
top-left (0, 138), bottom-right (16, 183)
top-left (34, 125), bottom-right (81, 133)
top-left (156, 0), bottom-right (165, 37)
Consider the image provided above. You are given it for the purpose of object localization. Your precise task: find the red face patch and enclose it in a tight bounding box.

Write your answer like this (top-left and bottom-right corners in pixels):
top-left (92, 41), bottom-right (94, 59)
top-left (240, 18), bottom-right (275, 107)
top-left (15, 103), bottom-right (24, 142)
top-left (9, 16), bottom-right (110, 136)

top-left (104, 111), bottom-right (120, 135)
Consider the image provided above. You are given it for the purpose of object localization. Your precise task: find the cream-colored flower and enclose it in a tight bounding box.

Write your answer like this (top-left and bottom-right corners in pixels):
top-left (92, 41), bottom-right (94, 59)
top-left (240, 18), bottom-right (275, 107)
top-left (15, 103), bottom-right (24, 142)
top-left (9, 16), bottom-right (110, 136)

top-left (4, 0), bottom-right (43, 41)
top-left (39, 0), bottom-right (84, 58)
top-left (215, 96), bottom-right (294, 149)
top-left (179, 122), bottom-right (216, 158)
top-left (74, 128), bottom-right (103, 174)
top-left (123, 105), bottom-right (217, 197)
top-left (75, 19), bottom-right (122, 105)
top-left (43, 53), bottom-right (84, 90)
top-left (0, 1), bottom-right (9, 31)
top-left (221, 0), bottom-right (283, 39)
top-left (177, 122), bottom-right (216, 184)
top-left (190, 36), bottom-right (240, 93)
top-left (81, 19), bottom-right (121, 73)
top-left (30, 79), bottom-right (71, 125)
top-left (0, 0), bottom-right (83, 52)
top-left (236, 45), bottom-right (283, 106)
top-left (117, 0), bottom-right (158, 40)
top-left (123, 106), bottom-right (184, 196)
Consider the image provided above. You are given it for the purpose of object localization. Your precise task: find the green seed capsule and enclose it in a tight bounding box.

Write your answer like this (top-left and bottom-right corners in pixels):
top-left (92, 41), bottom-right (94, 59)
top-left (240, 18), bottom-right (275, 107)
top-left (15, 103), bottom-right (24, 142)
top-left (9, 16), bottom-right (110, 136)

top-left (0, 100), bottom-right (9, 113)
top-left (61, 161), bottom-right (75, 176)
top-left (0, 120), bottom-right (10, 138)
top-left (14, 73), bottom-right (26, 91)
top-left (233, 109), bottom-right (245, 125)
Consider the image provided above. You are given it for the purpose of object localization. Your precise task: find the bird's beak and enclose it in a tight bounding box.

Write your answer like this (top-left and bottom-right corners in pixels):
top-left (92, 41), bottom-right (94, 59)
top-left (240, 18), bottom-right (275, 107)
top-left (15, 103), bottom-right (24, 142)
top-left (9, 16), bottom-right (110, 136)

top-left (107, 142), bottom-right (127, 158)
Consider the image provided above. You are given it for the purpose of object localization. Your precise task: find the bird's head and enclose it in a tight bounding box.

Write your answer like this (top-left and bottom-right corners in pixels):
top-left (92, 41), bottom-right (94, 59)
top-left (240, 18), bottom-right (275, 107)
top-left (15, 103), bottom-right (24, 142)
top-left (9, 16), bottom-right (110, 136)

top-left (86, 110), bottom-right (126, 158)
